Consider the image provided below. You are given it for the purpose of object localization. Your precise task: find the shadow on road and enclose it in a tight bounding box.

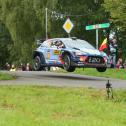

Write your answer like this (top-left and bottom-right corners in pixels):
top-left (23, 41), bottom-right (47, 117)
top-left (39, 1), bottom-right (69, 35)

top-left (38, 74), bottom-right (106, 81)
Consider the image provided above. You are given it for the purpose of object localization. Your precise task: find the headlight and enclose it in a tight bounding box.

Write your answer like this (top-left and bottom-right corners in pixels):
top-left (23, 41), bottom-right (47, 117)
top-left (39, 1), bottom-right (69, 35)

top-left (80, 56), bottom-right (88, 62)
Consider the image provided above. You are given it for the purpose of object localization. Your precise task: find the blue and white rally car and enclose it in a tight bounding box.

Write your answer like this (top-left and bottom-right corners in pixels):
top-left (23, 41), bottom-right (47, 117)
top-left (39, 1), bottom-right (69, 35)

top-left (33, 37), bottom-right (108, 72)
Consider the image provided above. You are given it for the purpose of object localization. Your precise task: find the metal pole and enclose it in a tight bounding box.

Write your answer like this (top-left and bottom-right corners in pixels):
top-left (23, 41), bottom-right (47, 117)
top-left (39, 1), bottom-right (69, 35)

top-left (68, 33), bottom-right (70, 38)
top-left (96, 29), bottom-right (99, 49)
top-left (45, 8), bottom-right (48, 40)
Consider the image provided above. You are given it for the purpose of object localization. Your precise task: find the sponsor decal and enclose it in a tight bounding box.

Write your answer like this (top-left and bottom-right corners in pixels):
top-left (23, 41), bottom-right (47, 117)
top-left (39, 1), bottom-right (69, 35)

top-left (47, 52), bottom-right (50, 59)
top-left (54, 50), bottom-right (61, 55)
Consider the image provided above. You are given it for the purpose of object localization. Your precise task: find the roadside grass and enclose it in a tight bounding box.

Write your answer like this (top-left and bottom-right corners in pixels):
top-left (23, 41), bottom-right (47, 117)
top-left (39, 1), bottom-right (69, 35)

top-left (0, 72), bottom-right (15, 80)
top-left (55, 68), bottom-right (126, 80)
top-left (75, 68), bottom-right (126, 79)
top-left (0, 86), bottom-right (126, 126)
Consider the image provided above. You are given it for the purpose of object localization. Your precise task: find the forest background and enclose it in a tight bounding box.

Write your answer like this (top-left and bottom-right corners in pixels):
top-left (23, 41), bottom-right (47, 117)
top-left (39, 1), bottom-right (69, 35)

top-left (0, 0), bottom-right (126, 67)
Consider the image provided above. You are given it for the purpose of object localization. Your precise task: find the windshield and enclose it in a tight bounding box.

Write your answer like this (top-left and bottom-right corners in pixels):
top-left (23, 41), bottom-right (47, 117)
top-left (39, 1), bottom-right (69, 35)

top-left (62, 39), bottom-right (95, 49)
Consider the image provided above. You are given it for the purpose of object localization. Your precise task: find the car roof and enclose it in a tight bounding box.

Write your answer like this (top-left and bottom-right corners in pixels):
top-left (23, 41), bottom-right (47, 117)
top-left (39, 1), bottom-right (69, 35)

top-left (43, 37), bottom-right (94, 49)
top-left (46, 37), bottom-right (87, 43)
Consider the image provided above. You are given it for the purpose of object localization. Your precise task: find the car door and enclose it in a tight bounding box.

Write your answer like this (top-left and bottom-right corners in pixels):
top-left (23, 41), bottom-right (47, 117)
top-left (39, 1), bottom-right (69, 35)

top-left (39, 40), bottom-right (52, 65)
top-left (47, 40), bottom-right (62, 65)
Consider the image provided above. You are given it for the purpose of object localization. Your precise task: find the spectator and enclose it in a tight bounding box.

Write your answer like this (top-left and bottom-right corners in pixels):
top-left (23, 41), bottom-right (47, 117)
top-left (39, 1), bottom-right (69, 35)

top-left (21, 63), bottom-right (26, 71)
top-left (109, 38), bottom-right (118, 68)
top-left (123, 59), bottom-right (126, 69)
top-left (116, 58), bottom-right (123, 69)
top-left (5, 62), bottom-right (11, 71)
top-left (26, 63), bottom-right (32, 71)
top-left (10, 64), bottom-right (16, 71)
top-left (55, 41), bottom-right (65, 48)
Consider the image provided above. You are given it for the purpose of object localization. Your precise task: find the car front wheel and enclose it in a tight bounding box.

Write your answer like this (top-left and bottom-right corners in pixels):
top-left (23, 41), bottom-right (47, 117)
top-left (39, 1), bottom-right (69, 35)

top-left (63, 55), bottom-right (75, 72)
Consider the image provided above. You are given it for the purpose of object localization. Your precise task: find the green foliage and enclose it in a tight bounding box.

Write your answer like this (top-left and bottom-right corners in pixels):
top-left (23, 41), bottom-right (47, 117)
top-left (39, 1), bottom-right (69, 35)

top-left (0, 22), bottom-right (12, 67)
top-left (51, 0), bottom-right (108, 46)
top-left (0, 0), bottom-right (57, 66)
top-left (103, 0), bottom-right (126, 52)
top-left (103, 0), bottom-right (126, 31)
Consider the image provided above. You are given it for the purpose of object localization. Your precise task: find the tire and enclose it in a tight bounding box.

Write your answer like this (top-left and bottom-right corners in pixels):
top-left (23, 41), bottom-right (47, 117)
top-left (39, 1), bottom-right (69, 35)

top-left (33, 56), bottom-right (42, 71)
top-left (96, 67), bottom-right (107, 72)
top-left (63, 55), bottom-right (75, 72)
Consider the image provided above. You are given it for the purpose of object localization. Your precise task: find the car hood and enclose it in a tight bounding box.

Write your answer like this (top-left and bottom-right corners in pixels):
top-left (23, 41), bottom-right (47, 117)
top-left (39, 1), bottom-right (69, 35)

top-left (80, 47), bottom-right (101, 55)
top-left (70, 47), bottom-right (101, 56)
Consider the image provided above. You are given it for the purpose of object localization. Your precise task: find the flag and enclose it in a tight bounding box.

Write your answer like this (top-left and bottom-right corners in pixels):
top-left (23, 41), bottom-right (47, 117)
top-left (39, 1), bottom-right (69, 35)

top-left (99, 38), bottom-right (107, 51)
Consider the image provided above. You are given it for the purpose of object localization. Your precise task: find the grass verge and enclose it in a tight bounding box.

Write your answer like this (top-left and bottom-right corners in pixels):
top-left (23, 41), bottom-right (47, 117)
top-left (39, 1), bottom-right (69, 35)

top-left (0, 72), bottom-right (15, 80)
top-left (0, 86), bottom-right (126, 126)
top-left (55, 68), bottom-right (126, 80)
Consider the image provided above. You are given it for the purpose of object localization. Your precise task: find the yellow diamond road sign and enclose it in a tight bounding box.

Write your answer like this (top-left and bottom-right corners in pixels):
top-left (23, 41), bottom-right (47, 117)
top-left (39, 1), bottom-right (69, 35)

top-left (63, 18), bottom-right (74, 33)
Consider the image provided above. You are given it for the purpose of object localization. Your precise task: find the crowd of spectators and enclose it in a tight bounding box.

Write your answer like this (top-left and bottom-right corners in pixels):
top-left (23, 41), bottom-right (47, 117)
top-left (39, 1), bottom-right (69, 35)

top-left (108, 37), bottom-right (126, 69)
top-left (5, 62), bottom-right (32, 71)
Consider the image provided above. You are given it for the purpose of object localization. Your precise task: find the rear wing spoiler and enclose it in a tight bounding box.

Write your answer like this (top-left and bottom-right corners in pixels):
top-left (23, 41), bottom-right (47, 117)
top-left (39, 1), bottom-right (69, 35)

top-left (36, 39), bottom-right (45, 46)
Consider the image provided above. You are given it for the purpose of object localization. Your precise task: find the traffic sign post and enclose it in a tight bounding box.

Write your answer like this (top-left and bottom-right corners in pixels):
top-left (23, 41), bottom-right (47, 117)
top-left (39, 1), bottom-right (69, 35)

top-left (63, 18), bottom-right (74, 37)
top-left (96, 29), bottom-right (98, 49)
top-left (86, 23), bottom-right (110, 49)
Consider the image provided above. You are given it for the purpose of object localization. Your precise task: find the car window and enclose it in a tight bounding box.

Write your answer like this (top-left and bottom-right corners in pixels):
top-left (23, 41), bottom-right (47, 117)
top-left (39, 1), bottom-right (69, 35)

top-left (50, 40), bottom-right (57, 48)
top-left (50, 40), bottom-right (65, 48)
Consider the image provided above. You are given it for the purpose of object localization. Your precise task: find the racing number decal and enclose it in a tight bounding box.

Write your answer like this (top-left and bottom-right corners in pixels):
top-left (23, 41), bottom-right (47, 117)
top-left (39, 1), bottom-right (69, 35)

top-left (54, 50), bottom-right (61, 55)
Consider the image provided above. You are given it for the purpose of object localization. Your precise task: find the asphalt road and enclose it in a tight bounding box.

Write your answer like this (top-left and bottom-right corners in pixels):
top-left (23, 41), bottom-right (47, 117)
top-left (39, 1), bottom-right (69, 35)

top-left (0, 71), bottom-right (126, 89)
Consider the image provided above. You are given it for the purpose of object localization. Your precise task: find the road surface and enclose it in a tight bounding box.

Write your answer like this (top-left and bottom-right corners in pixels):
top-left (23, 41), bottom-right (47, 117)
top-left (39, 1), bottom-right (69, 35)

top-left (0, 71), bottom-right (126, 89)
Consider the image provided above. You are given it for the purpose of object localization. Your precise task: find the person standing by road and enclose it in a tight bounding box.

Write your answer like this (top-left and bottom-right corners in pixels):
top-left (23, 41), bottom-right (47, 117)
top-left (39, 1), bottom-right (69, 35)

top-left (109, 38), bottom-right (118, 68)
top-left (10, 64), bottom-right (16, 71)
top-left (26, 63), bottom-right (32, 71)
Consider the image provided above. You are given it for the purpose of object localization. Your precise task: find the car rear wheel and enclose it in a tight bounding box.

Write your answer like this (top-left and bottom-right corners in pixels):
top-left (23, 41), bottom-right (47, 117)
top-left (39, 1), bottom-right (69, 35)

top-left (96, 67), bottom-right (107, 72)
top-left (63, 55), bottom-right (75, 72)
top-left (33, 56), bottom-right (42, 71)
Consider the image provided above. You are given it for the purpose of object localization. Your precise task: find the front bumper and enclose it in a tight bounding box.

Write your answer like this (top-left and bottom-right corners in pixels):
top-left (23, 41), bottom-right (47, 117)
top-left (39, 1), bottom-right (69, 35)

top-left (71, 55), bottom-right (107, 68)
top-left (71, 61), bottom-right (107, 68)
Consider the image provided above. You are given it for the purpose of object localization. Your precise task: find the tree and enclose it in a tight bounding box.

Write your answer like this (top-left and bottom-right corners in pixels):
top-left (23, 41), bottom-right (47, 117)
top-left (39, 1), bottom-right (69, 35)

top-left (51, 0), bottom-right (109, 47)
top-left (104, 0), bottom-right (126, 31)
top-left (0, 0), bottom-right (58, 65)
top-left (0, 0), bottom-right (114, 67)
top-left (0, 22), bottom-right (12, 68)
top-left (103, 0), bottom-right (126, 54)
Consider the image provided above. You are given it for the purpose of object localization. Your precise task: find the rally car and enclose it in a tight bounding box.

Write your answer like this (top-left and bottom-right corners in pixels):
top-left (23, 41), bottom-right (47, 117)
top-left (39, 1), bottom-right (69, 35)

top-left (33, 37), bottom-right (108, 72)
